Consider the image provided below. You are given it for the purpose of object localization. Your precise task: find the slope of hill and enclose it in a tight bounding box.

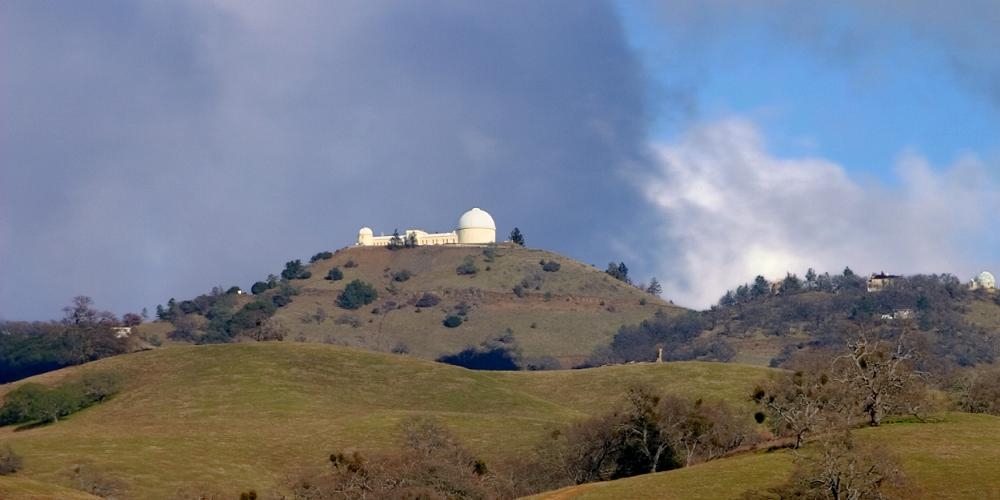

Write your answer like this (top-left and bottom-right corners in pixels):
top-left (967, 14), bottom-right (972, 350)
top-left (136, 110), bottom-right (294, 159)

top-left (149, 244), bottom-right (684, 368)
top-left (0, 343), bottom-right (772, 498)
top-left (532, 413), bottom-right (1000, 500)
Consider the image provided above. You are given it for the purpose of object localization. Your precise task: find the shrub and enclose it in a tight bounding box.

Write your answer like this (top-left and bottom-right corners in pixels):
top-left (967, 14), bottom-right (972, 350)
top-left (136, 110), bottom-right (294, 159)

top-left (326, 267), bottom-right (344, 281)
top-left (437, 346), bottom-right (519, 370)
top-left (281, 260), bottom-right (311, 280)
top-left (272, 294), bottom-right (292, 308)
top-left (512, 285), bottom-right (526, 298)
top-left (344, 259), bottom-right (358, 268)
top-left (456, 257), bottom-right (478, 276)
top-left (338, 280), bottom-right (378, 310)
top-left (443, 315), bottom-right (464, 328)
top-left (414, 293), bottom-right (441, 308)
top-left (0, 444), bottom-right (22, 475)
top-left (541, 260), bottom-right (561, 272)
top-left (392, 270), bottom-right (413, 282)
top-left (310, 251), bottom-right (334, 263)
top-left (250, 281), bottom-right (270, 295)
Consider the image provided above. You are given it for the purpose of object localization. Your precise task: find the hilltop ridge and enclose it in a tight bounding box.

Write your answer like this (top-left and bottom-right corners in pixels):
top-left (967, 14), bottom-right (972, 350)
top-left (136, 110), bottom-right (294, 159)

top-left (141, 244), bottom-right (684, 368)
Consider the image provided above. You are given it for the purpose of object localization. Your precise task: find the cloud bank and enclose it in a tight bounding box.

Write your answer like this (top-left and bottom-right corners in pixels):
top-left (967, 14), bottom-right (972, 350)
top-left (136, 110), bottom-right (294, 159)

top-left (0, 1), bottom-right (652, 319)
top-left (645, 118), bottom-right (1000, 309)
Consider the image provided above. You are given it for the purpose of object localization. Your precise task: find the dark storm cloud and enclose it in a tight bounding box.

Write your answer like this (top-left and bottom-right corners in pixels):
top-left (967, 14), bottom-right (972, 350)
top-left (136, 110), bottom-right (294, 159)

top-left (0, 1), bottom-right (653, 319)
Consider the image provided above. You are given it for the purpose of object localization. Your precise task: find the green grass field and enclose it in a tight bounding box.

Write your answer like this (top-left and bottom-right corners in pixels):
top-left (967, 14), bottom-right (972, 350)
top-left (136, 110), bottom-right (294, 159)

top-left (0, 343), bottom-right (771, 498)
top-left (533, 413), bottom-right (1000, 500)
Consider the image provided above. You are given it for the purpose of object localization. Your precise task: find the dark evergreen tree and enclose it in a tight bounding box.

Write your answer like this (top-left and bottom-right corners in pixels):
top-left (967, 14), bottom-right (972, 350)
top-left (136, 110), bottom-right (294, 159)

top-left (509, 227), bottom-right (525, 246)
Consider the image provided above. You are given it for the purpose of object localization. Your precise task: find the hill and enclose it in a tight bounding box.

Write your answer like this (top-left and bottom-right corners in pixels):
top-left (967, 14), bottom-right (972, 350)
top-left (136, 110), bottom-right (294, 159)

top-left (589, 271), bottom-right (1000, 371)
top-left (144, 244), bottom-right (685, 368)
top-left (532, 413), bottom-right (1000, 500)
top-left (0, 342), bottom-right (772, 498)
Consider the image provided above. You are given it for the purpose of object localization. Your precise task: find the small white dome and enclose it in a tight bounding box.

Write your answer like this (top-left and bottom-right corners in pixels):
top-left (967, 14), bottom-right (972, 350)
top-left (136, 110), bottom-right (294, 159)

top-left (457, 208), bottom-right (495, 230)
top-left (977, 271), bottom-right (996, 287)
top-left (359, 227), bottom-right (373, 236)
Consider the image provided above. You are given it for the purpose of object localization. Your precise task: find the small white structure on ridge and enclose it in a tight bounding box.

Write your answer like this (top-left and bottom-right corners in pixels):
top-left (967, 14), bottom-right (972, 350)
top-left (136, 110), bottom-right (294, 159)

top-left (357, 208), bottom-right (497, 247)
top-left (970, 271), bottom-right (996, 291)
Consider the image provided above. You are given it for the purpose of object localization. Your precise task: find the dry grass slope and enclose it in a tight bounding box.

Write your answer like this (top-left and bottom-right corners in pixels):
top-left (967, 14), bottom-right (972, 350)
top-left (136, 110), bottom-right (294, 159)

top-left (267, 245), bottom-right (684, 366)
top-left (0, 343), bottom-right (772, 498)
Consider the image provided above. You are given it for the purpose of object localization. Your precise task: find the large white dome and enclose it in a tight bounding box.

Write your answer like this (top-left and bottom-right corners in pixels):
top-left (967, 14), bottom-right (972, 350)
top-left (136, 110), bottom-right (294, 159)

top-left (457, 208), bottom-right (496, 230)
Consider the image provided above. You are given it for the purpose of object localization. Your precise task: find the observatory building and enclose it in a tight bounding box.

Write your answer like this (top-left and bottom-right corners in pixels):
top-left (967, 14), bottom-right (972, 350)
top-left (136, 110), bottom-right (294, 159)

top-left (357, 208), bottom-right (496, 247)
top-left (970, 271), bottom-right (996, 291)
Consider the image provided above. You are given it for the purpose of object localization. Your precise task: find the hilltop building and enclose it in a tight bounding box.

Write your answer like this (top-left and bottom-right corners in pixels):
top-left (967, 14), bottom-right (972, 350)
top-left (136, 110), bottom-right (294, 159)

top-left (867, 272), bottom-right (901, 292)
top-left (970, 271), bottom-right (996, 292)
top-left (357, 207), bottom-right (497, 247)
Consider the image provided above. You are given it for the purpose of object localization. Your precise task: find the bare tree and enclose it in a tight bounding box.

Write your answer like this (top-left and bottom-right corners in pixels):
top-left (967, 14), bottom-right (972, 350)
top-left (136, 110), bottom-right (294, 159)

top-left (835, 330), bottom-right (922, 426)
top-left (753, 369), bottom-right (845, 448)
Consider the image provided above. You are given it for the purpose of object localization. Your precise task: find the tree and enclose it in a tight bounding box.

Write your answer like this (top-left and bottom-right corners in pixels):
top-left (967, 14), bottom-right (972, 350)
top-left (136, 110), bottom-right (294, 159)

top-left (751, 275), bottom-right (770, 299)
top-left (781, 273), bottom-right (803, 294)
top-left (281, 260), bottom-right (311, 280)
top-left (606, 262), bottom-right (631, 284)
top-left (805, 268), bottom-right (818, 289)
top-left (645, 278), bottom-right (662, 297)
top-left (388, 229), bottom-right (404, 250)
top-left (121, 313), bottom-right (143, 327)
top-left (753, 369), bottom-right (843, 449)
top-left (250, 281), bottom-right (270, 295)
top-left (337, 280), bottom-right (378, 310)
top-left (834, 331), bottom-right (922, 426)
top-left (510, 227), bottom-right (525, 246)
top-left (750, 432), bottom-right (908, 500)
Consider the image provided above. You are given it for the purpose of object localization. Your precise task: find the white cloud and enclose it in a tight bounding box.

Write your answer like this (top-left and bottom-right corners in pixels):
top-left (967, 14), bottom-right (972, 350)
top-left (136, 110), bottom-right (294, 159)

top-left (644, 118), bottom-right (1000, 308)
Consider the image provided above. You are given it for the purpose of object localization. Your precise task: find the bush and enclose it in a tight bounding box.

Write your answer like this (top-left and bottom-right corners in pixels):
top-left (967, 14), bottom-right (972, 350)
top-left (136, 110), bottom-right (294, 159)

top-left (414, 293), bottom-right (441, 308)
top-left (250, 281), bottom-right (270, 295)
top-left (437, 346), bottom-right (519, 370)
top-left (326, 267), bottom-right (344, 281)
top-left (512, 285), bottom-right (526, 298)
top-left (344, 259), bottom-right (358, 268)
top-left (0, 444), bottom-right (22, 475)
top-left (456, 257), bottom-right (478, 276)
top-left (392, 270), bottom-right (413, 282)
top-left (0, 372), bottom-right (123, 427)
top-left (443, 315), bottom-right (464, 328)
top-left (281, 260), bottom-right (311, 280)
top-left (541, 260), bottom-right (561, 272)
top-left (338, 280), bottom-right (378, 310)
top-left (272, 294), bottom-right (292, 308)
top-left (310, 251), bottom-right (334, 263)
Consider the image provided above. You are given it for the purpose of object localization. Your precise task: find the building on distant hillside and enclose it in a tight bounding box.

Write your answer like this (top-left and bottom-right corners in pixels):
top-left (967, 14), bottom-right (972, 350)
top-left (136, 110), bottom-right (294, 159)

top-left (970, 271), bottom-right (996, 292)
top-left (357, 207), bottom-right (497, 247)
top-left (867, 272), bottom-right (901, 292)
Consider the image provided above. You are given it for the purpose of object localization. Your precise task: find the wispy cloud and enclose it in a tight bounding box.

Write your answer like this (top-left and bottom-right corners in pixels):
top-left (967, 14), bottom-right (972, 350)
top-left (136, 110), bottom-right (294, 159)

top-left (644, 118), bottom-right (1000, 308)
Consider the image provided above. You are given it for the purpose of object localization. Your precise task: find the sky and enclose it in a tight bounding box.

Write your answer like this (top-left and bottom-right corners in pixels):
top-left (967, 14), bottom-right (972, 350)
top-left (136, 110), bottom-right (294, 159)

top-left (1, 1), bottom-right (998, 319)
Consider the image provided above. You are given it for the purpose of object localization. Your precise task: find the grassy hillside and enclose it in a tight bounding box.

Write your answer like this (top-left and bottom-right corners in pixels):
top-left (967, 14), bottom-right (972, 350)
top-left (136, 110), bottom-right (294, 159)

top-left (148, 244), bottom-right (685, 368)
top-left (533, 413), bottom-right (1000, 500)
top-left (0, 343), bottom-right (771, 498)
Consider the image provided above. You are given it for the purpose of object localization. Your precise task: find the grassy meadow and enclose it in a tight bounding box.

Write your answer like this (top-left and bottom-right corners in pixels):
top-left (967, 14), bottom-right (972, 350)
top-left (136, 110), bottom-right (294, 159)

top-left (0, 343), bottom-right (771, 498)
top-left (533, 413), bottom-right (1000, 500)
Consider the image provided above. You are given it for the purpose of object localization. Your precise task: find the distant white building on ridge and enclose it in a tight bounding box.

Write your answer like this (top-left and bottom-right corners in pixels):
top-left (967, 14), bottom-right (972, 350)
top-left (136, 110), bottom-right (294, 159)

top-left (357, 207), bottom-right (497, 247)
top-left (970, 271), bottom-right (996, 291)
